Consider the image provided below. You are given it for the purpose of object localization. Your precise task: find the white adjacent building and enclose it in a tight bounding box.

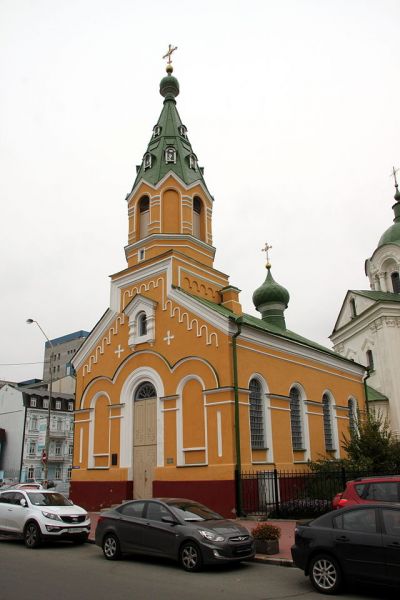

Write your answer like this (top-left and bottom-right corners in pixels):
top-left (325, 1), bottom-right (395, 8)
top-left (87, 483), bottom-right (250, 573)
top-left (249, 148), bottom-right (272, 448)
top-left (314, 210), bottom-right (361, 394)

top-left (331, 182), bottom-right (400, 435)
top-left (0, 384), bottom-right (74, 487)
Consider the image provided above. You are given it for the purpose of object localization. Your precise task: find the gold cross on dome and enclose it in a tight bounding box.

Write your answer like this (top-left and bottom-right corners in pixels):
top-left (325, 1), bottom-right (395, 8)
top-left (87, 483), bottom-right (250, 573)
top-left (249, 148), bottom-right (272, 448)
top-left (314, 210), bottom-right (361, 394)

top-left (262, 242), bottom-right (272, 265)
top-left (390, 166), bottom-right (399, 187)
top-left (163, 44), bottom-right (178, 65)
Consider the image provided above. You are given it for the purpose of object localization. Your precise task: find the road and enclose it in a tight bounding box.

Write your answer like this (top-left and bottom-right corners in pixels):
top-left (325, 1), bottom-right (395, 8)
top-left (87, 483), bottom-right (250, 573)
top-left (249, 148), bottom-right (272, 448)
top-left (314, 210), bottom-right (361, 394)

top-left (0, 538), bottom-right (398, 600)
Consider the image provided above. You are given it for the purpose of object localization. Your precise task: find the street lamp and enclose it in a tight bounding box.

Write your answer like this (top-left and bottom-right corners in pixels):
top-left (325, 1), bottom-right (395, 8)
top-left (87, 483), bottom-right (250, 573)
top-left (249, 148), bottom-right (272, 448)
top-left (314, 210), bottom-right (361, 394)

top-left (26, 318), bottom-right (54, 485)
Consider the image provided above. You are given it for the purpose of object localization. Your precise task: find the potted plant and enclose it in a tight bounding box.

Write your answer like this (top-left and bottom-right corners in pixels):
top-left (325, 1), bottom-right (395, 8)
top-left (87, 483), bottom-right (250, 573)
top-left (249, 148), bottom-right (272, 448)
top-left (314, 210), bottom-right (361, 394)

top-left (251, 522), bottom-right (281, 555)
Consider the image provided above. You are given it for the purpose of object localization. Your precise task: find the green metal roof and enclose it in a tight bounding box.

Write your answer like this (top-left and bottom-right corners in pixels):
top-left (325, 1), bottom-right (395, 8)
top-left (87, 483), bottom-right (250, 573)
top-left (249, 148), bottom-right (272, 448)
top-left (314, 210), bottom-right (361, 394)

top-left (377, 188), bottom-right (400, 248)
top-left (366, 385), bottom-right (388, 402)
top-left (132, 73), bottom-right (210, 193)
top-left (176, 287), bottom-right (361, 365)
top-left (352, 290), bottom-right (400, 302)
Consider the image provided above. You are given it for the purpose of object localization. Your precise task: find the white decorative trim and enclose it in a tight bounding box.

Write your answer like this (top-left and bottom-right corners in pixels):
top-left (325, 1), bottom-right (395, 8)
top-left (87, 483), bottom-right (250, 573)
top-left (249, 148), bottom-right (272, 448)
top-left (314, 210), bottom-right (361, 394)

top-left (119, 367), bottom-right (165, 477)
top-left (176, 375), bottom-right (207, 467)
top-left (217, 411), bottom-right (222, 457)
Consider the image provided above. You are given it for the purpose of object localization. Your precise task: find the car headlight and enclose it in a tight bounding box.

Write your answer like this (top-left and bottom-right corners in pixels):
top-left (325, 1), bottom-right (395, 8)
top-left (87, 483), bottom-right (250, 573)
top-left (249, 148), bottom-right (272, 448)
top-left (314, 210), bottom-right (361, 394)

top-left (198, 529), bottom-right (225, 542)
top-left (42, 511), bottom-right (62, 521)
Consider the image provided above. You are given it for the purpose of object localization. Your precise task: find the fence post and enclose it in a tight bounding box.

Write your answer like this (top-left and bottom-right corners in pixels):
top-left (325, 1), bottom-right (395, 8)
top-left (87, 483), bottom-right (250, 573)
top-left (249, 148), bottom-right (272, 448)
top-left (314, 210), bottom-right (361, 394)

top-left (273, 468), bottom-right (280, 516)
top-left (341, 466), bottom-right (346, 489)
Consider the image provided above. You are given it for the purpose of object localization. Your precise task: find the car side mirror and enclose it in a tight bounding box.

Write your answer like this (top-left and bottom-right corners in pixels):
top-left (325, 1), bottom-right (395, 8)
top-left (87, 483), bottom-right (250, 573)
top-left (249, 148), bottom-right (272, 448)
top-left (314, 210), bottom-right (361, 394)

top-left (161, 515), bottom-right (177, 525)
top-left (20, 499), bottom-right (27, 507)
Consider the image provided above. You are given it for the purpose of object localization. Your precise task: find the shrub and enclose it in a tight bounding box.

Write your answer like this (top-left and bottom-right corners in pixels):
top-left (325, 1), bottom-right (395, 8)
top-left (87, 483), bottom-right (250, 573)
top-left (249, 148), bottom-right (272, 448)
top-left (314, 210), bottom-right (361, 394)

top-left (251, 522), bottom-right (281, 541)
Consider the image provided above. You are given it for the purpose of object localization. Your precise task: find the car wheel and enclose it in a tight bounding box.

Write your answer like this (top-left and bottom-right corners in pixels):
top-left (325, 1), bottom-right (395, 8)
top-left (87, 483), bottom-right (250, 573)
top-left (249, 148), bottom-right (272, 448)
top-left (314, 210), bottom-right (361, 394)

top-left (309, 554), bottom-right (342, 595)
top-left (24, 521), bottom-right (42, 549)
top-left (102, 533), bottom-right (121, 560)
top-left (180, 541), bottom-right (203, 572)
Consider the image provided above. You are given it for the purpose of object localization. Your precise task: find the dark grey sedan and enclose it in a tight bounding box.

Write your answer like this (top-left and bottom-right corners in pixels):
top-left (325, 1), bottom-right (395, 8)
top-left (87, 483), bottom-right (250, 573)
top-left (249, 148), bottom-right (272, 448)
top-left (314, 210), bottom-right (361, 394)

top-left (95, 498), bottom-right (255, 571)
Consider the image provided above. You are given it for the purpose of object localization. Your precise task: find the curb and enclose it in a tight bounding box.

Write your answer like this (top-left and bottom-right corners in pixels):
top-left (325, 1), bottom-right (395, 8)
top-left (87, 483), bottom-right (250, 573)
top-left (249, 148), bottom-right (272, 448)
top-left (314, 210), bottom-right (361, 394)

top-left (253, 555), bottom-right (294, 567)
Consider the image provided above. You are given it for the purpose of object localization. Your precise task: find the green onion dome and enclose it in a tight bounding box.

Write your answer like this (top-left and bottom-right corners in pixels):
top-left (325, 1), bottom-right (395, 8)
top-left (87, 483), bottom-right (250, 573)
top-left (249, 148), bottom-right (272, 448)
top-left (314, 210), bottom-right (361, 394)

top-left (253, 266), bottom-right (290, 309)
top-left (378, 187), bottom-right (400, 247)
top-left (160, 64), bottom-right (179, 100)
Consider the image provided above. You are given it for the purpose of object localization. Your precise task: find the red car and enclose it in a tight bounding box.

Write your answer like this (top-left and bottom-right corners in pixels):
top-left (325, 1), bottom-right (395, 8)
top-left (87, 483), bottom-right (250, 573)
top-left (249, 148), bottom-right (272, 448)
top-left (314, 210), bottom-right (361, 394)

top-left (333, 475), bottom-right (400, 509)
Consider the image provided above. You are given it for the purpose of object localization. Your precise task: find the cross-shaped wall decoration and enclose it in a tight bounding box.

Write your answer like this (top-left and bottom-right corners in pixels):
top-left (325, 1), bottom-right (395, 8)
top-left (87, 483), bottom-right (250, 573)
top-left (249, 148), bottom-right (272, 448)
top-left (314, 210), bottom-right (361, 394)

top-left (163, 330), bottom-right (175, 345)
top-left (114, 344), bottom-right (125, 358)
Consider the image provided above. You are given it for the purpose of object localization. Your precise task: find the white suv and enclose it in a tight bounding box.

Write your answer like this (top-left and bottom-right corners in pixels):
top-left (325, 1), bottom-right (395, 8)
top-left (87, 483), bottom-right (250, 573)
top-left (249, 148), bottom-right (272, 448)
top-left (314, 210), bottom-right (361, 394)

top-left (0, 489), bottom-right (90, 548)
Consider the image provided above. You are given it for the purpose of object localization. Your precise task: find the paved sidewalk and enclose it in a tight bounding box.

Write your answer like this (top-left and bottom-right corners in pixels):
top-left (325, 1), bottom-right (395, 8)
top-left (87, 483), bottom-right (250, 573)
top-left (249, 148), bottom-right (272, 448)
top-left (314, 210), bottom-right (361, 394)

top-left (88, 512), bottom-right (295, 566)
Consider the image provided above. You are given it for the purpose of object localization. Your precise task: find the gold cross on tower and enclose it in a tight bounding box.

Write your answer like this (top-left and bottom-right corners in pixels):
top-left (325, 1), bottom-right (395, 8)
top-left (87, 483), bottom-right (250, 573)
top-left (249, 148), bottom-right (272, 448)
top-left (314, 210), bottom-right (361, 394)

top-left (390, 166), bottom-right (399, 188)
top-left (262, 242), bottom-right (272, 267)
top-left (163, 44), bottom-right (178, 65)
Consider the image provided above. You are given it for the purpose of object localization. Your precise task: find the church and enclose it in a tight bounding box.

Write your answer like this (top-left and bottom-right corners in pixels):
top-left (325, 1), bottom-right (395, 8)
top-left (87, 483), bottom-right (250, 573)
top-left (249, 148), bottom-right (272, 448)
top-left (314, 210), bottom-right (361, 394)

top-left (70, 55), bottom-right (366, 515)
top-left (331, 174), bottom-right (400, 437)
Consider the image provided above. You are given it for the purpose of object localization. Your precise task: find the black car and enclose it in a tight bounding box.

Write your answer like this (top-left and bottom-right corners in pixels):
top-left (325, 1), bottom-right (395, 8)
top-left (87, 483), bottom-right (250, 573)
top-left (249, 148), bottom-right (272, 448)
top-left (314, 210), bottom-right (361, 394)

top-left (95, 498), bottom-right (255, 571)
top-left (291, 503), bottom-right (400, 594)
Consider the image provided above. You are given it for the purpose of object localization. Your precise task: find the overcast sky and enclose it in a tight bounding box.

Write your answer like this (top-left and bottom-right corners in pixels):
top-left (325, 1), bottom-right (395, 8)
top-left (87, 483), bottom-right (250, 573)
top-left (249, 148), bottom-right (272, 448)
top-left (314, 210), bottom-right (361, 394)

top-left (1, 0), bottom-right (399, 383)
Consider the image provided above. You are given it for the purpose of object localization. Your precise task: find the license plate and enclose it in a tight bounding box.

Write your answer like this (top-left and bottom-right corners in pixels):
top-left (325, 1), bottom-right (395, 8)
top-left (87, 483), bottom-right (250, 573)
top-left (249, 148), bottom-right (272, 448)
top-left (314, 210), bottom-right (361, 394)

top-left (69, 528), bottom-right (85, 533)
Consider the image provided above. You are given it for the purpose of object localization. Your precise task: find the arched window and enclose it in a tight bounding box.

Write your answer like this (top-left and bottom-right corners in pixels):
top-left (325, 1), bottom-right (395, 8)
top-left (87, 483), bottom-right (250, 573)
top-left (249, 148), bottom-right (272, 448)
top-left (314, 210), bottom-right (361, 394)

top-left (366, 349), bottom-right (374, 371)
top-left (138, 312), bottom-right (147, 336)
top-left (139, 196), bottom-right (150, 239)
top-left (290, 387), bottom-right (303, 450)
top-left (348, 398), bottom-right (358, 434)
top-left (391, 272), bottom-right (400, 294)
top-left (153, 125), bottom-right (161, 137)
top-left (193, 196), bottom-right (202, 239)
top-left (322, 394), bottom-right (335, 451)
top-left (135, 381), bottom-right (156, 400)
top-left (179, 125), bottom-right (187, 138)
top-left (249, 378), bottom-right (265, 449)
top-left (165, 147), bottom-right (176, 164)
top-left (189, 154), bottom-right (197, 170)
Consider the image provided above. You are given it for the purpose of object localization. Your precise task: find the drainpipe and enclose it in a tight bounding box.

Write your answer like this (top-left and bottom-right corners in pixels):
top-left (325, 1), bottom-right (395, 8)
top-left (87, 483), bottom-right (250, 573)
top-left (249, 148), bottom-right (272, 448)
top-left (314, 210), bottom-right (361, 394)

top-left (231, 317), bottom-right (243, 516)
top-left (363, 367), bottom-right (371, 415)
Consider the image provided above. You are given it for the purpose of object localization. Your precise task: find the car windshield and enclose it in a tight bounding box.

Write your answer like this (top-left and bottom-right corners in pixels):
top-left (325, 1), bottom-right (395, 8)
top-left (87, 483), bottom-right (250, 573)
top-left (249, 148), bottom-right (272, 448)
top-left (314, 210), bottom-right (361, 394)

top-left (27, 492), bottom-right (73, 507)
top-left (167, 501), bottom-right (223, 521)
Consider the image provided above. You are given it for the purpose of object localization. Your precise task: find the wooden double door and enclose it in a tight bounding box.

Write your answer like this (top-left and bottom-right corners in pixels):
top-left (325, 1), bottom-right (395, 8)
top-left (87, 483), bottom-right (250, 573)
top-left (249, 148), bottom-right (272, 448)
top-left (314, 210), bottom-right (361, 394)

top-left (133, 395), bottom-right (157, 499)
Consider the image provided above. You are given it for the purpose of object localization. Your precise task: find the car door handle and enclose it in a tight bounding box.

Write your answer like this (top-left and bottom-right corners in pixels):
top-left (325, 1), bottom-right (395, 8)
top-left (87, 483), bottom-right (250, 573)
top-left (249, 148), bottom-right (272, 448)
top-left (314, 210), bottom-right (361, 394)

top-left (335, 535), bottom-right (350, 542)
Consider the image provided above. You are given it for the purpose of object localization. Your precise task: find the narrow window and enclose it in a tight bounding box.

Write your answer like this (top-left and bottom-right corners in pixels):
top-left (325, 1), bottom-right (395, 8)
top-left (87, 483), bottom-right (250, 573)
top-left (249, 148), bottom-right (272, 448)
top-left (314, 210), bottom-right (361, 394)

top-left (55, 400), bottom-right (61, 410)
top-left (189, 154), bottom-right (197, 169)
top-left (153, 125), bottom-right (161, 137)
top-left (350, 298), bottom-right (357, 318)
top-left (249, 379), bottom-right (265, 449)
top-left (30, 416), bottom-right (37, 431)
top-left (30, 398), bottom-right (36, 408)
top-left (139, 196), bottom-right (150, 238)
top-left (179, 125), bottom-right (187, 138)
top-left (290, 388), bottom-right (303, 450)
top-left (55, 443), bottom-right (62, 456)
top-left (68, 402), bottom-right (73, 411)
top-left (348, 398), bottom-right (358, 434)
top-left (366, 349), bottom-right (374, 371)
top-left (193, 196), bottom-right (202, 239)
top-left (43, 399), bottom-right (49, 409)
top-left (165, 147), bottom-right (176, 164)
top-left (138, 248), bottom-right (145, 261)
top-left (29, 441), bottom-right (36, 455)
top-left (322, 393), bottom-right (335, 451)
top-left (391, 272), bottom-right (400, 294)
top-left (138, 312), bottom-right (147, 336)
top-left (144, 153), bottom-right (152, 170)
top-left (55, 466), bottom-right (61, 479)
top-left (28, 466), bottom-right (34, 479)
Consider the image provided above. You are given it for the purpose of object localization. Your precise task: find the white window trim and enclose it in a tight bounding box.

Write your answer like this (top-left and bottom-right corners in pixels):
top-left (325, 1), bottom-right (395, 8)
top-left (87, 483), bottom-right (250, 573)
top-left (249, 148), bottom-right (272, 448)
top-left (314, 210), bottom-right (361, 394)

top-left (124, 294), bottom-right (157, 349)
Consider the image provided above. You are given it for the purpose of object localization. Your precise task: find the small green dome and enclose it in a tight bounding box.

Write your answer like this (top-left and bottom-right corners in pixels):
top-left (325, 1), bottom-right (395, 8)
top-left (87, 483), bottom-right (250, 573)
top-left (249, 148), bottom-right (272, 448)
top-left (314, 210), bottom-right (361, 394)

top-left (378, 222), bottom-right (400, 247)
top-left (377, 188), bottom-right (400, 247)
top-left (252, 266), bottom-right (290, 310)
top-left (160, 74), bottom-right (179, 100)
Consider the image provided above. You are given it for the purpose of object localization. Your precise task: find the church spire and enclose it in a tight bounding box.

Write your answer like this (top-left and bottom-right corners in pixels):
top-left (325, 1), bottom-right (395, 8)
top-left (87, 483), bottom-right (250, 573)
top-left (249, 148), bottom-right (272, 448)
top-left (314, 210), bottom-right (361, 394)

top-left (131, 49), bottom-right (209, 192)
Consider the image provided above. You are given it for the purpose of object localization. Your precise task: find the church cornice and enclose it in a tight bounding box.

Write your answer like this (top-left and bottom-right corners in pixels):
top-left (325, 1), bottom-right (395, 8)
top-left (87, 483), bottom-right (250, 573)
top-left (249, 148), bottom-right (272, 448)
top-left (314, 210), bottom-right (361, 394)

top-left (331, 300), bottom-right (400, 344)
top-left (124, 233), bottom-right (216, 261)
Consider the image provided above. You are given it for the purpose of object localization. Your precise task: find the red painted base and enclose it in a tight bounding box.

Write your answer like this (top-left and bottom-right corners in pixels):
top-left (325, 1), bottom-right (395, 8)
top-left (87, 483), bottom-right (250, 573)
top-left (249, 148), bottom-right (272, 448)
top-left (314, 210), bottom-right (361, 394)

top-left (70, 480), bottom-right (133, 511)
top-left (153, 480), bottom-right (236, 518)
top-left (70, 478), bottom-right (237, 517)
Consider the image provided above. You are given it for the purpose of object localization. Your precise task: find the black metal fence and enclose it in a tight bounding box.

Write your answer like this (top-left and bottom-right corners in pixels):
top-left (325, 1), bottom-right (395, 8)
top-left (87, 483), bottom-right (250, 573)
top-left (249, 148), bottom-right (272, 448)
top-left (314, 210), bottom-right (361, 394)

top-left (239, 468), bottom-right (397, 519)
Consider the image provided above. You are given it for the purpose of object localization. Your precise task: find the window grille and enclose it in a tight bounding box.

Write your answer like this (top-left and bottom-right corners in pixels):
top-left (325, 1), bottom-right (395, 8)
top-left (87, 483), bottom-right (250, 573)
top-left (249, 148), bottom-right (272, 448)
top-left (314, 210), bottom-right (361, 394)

top-left (135, 382), bottom-right (156, 400)
top-left (290, 388), bottom-right (303, 450)
top-left (323, 394), bottom-right (335, 450)
top-left (249, 379), bottom-right (265, 449)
